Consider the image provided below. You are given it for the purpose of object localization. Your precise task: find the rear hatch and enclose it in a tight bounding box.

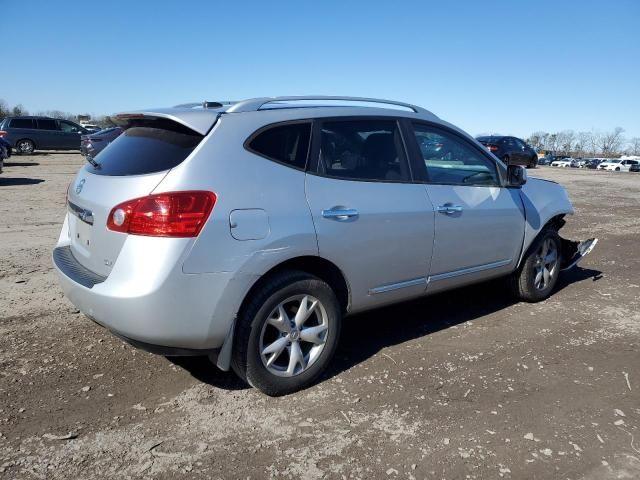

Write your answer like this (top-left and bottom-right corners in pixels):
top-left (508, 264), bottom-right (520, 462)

top-left (65, 111), bottom-right (218, 277)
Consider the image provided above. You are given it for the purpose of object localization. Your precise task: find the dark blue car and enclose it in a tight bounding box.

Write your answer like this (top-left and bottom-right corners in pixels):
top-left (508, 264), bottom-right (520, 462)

top-left (0, 116), bottom-right (89, 154)
top-left (476, 135), bottom-right (538, 168)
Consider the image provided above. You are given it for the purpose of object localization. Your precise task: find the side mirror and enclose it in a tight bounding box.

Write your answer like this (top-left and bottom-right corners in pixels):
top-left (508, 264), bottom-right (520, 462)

top-left (507, 164), bottom-right (527, 187)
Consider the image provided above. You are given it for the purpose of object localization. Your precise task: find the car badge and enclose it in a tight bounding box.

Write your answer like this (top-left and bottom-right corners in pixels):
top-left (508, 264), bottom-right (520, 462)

top-left (76, 179), bottom-right (85, 194)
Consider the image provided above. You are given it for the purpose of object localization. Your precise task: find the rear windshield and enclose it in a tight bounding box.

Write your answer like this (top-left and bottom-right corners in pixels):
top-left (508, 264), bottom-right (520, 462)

top-left (85, 126), bottom-right (202, 176)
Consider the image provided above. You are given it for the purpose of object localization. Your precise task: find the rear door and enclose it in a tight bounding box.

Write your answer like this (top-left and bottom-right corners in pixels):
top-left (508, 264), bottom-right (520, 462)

top-left (407, 122), bottom-right (525, 293)
top-left (35, 118), bottom-right (60, 149)
top-left (305, 117), bottom-right (435, 311)
top-left (65, 118), bottom-right (207, 276)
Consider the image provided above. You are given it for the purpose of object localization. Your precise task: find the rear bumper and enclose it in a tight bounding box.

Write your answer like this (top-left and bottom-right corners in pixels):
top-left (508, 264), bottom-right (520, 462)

top-left (52, 240), bottom-right (252, 351)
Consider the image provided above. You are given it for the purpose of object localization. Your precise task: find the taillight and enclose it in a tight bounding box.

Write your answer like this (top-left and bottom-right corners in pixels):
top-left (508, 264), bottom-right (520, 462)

top-left (107, 191), bottom-right (216, 237)
top-left (0, 130), bottom-right (7, 137)
top-left (487, 144), bottom-right (499, 152)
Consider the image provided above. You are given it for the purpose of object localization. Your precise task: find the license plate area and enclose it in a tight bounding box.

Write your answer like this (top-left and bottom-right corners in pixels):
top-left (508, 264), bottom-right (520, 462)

top-left (68, 206), bottom-right (93, 256)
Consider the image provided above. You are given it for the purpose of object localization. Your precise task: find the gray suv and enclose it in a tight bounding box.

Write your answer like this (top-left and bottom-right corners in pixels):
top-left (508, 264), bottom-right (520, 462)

top-left (52, 97), bottom-right (596, 395)
top-left (0, 116), bottom-right (89, 154)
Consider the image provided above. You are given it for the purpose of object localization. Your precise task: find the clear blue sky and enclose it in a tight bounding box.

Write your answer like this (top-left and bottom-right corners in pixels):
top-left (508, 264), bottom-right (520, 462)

top-left (2, 0), bottom-right (638, 138)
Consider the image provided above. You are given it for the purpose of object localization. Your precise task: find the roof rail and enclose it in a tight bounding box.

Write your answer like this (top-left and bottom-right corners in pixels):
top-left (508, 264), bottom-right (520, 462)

top-left (172, 101), bottom-right (236, 109)
top-left (225, 96), bottom-right (429, 114)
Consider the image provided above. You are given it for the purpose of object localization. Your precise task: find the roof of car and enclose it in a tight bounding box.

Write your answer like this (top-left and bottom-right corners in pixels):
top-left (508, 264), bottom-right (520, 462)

top-left (114, 96), bottom-right (441, 135)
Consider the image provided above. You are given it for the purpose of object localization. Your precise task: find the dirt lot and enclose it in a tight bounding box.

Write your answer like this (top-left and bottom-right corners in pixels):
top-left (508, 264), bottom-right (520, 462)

top-left (0, 154), bottom-right (639, 479)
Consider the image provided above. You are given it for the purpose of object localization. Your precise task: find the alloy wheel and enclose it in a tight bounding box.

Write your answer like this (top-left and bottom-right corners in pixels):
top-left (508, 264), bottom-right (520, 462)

top-left (533, 238), bottom-right (558, 290)
top-left (18, 140), bottom-right (34, 154)
top-left (259, 294), bottom-right (329, 377)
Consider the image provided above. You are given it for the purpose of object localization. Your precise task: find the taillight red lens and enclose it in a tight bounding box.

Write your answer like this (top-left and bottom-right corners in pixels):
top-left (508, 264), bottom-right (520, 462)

top-left (488, 144), bottom-right (499, 152)
top-left (107, 191), bottom-right (216, 237)
top-left (0, 130), bottom-right (7, 137)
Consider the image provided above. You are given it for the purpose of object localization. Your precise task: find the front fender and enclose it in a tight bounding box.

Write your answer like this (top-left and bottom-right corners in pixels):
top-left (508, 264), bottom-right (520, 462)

top-left (517, 177), bottom-right (574, 266)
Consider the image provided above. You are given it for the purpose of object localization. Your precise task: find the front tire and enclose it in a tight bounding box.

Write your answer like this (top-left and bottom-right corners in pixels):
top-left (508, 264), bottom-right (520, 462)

top-left (511, 230), bottom-right (562, 302)
top-left (16, 139), bottom-right (35, 155)
top-left (232, 271), bottom-right (341, 396)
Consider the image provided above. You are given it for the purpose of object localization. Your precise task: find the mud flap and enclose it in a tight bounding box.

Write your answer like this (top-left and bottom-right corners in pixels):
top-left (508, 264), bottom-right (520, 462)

top-left (560, 237), bottom-right (598, 271)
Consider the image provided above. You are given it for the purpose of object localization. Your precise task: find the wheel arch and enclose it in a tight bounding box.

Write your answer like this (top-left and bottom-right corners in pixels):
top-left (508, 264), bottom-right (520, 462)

top-left (517, 214), bottom-right (566, 268)
top-left (240, 255), bottom-right (350, 316)
top-left (215, 255), bottom-right (350, 372)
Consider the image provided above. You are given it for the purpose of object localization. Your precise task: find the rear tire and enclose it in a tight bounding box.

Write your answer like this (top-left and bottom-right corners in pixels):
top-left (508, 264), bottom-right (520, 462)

top-left (528, 156), bottom-right (538, 169)
top-left (231, 270), bottom-right (341, 396)
top-left (16, 139), bottom-right (35, 155)
top-left (511, 230), bottom-right (562, 302)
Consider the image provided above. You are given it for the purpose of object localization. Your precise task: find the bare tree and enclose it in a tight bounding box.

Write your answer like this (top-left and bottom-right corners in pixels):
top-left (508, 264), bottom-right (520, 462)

top-left (627, 137), bottom-right (640, 156)
top-left (556, 130), bottom-right (576, 155)
top-left (527, 131), bottom-right (548, 151)
top-left (11, 104), bottom-right (27, 116)
top-left (589, 131), bottom-right (601, 156)
top-left (599, 127), bottom-right (625, 156)
top-left (0, 99), bottom-right (8, 119)
top-left (574, 132), bottom-right (592, 156)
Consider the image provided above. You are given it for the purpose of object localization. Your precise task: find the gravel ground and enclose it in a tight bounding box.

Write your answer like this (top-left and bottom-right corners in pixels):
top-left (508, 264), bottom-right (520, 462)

top-left (0, 154), bottom-right (639, 479)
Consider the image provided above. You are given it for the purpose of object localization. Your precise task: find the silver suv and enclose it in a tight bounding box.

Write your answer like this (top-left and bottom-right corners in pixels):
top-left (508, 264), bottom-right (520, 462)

top-left (53, 97), bottom-right (596, 395)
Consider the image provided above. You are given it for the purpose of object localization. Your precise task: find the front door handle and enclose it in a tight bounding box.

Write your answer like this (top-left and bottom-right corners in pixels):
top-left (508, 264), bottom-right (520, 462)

top-left (436, 204), bottom-right (463, 215)
top-left (321, 208), bottom-right (359, 220)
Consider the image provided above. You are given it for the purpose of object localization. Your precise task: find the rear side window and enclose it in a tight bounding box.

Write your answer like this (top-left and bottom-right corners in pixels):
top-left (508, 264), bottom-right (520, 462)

top-left (85, 126), bottom-right (202, 176)
top-left (37, 119), bottom-right (58, 130)
top-left (247, 122), bottom-right (311, 169)
top-left (316, 119), bottom-right (409, 182)
top-left (10, 118), bottom-right (35, 129)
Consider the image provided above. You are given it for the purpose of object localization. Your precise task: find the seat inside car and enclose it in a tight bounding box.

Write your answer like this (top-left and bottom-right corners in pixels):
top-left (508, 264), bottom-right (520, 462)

top-left (361, 132), bottom-right (402, 181)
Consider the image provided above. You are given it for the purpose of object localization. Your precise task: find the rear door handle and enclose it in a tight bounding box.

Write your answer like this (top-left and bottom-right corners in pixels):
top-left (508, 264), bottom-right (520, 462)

top-left (321, 208), bottom-right (359, 220)
top-left (436, 204), bottom-right (463, 215)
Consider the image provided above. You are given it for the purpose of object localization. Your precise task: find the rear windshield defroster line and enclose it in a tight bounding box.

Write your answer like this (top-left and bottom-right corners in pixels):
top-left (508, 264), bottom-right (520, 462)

top-left (85, 126), bottom-right (203, 176)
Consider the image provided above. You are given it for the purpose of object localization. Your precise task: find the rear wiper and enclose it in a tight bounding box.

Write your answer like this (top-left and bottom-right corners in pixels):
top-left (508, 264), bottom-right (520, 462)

top-left (86, 155), bottom-right (101, 170)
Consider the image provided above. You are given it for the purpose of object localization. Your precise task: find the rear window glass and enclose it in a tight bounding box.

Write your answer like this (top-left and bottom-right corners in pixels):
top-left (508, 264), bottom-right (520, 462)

top-left (248, 122), bottom-right (311, 169)
top-left (10, 118), bottom-right (35, 129)
top-left (85, 126), bottom-right (202, 176)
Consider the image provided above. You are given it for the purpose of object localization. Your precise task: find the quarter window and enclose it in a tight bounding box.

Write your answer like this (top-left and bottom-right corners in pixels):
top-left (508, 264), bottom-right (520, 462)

top-left (317, 119), bottom-right (409, 182)
top-left (412, 123), bottom-right (500, 186)
top-left (248, 122), bottom-right (311, 169)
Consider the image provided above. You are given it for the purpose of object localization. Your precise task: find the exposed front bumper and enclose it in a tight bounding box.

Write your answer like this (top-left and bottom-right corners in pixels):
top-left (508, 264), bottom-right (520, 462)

top-left (52, 240), bottom-right (247, 351)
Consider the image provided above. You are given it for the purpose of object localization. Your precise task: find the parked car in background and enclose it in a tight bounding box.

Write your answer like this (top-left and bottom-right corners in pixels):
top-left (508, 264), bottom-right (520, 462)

top-left (630, 163), bottom-right (640, 173)
top-left (551, 158), bottom-right (574, 167)
top-left (476, 136), bottom-right (538, 168)
top-left (80, 124), bottom-right (102, 134)
top-left (0, 137), bottom-right (10, 174)
top-left (598, 159), bottom-right (639, 172)
top-left (0, 116), bottom-right (89, 154)
top-left (571, 159), bottom-right (587, 168)
top-left (53, 96), bottom-right (596, 396)
top-left (0, 137), bottom-right (11, 158)
top-left (80, 127), bottom-right (123, 158)
top-left (585, 159), bottom-right (604, 169)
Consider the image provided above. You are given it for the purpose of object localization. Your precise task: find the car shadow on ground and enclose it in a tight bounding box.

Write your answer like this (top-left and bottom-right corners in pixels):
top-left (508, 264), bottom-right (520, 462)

top-left (3, 162), bottom-right (40, 167)
top-left (0, 177), bottom-right (45, 186)
top-left (169, 266), bottom-right (602, 392)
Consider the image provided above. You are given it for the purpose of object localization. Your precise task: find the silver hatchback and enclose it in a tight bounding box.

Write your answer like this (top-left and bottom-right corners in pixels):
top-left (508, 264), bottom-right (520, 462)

top-left (53, 97), bottom-right (596, 395)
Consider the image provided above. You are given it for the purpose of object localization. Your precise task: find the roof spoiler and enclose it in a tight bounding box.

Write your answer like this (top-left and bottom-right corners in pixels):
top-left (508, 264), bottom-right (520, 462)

top-left (111, 108), bottom-right (220, 135)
